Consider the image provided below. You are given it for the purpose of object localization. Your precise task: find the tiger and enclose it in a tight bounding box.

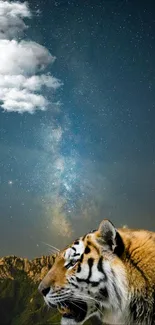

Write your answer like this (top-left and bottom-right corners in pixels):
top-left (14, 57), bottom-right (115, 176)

top-left (38, 219), bottom-right (155, 325)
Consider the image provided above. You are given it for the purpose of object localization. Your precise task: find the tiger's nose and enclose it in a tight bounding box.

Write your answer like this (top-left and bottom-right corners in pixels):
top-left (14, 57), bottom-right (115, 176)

top-left (38, 282), bottom-right (50, 296)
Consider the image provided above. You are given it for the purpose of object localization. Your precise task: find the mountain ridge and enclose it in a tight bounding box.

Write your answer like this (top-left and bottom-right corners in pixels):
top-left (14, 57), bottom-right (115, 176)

top-left (0, 255), bottom-right (55, 282)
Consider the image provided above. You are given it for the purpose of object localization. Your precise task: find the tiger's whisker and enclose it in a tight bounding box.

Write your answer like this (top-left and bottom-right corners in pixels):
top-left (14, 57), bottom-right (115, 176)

top-left (69, 300), bottom-right (87, 313)
top-left (73, 293), bottom-right (100, 305)
top-left (73, 296), bottom-right (104, 317)
top-left (41, 241), bottom-right (60, 252)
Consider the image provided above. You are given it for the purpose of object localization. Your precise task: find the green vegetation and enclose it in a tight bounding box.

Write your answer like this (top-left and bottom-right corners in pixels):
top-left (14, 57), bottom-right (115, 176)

top-left (0, 273), bottom-right (61, 325)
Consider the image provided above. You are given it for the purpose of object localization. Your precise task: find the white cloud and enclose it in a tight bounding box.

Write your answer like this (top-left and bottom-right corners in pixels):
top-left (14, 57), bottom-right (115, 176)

top-left (0, 1), bottom-right (62, 113)
top-left (0, 88), bottom-right (48, 113)
top-left (0, 74), bottom-right (61, 91)
top-left (0, 40), bottom-right (55, 75)
top-left (0, 1), bottom-right (31, 39)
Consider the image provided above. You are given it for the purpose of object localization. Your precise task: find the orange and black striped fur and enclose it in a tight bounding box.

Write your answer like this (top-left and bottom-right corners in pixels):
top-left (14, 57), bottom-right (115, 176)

top-left (38, 219), bottom-right (155, 324)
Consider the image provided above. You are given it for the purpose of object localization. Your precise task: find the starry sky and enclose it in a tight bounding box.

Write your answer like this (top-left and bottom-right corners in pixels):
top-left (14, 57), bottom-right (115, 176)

top-left (0, 0), bottom-right (155, 258)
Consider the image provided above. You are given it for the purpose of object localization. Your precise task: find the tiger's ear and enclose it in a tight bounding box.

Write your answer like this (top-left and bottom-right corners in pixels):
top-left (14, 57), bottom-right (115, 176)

top-left (98, 219), bottom-right (116, 249)
top-left (97, 219), bottom-right (124, 256)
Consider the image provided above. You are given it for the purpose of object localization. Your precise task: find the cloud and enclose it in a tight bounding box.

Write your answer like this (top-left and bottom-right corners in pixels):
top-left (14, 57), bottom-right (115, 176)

top-left (0, 74), bottom-right (60, 91)
top-left (0, 1), bottom-right (62, 113)
top-left (0, 1), bottom-right (31, 39)
top-left (0, 40), bottom-right (55, 75)
top-left (0, 88), bottom-right (48, 113)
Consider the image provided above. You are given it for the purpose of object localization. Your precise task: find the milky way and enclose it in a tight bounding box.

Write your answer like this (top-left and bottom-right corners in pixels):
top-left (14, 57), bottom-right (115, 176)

top-left (0, 0), bottom-right (155, 258)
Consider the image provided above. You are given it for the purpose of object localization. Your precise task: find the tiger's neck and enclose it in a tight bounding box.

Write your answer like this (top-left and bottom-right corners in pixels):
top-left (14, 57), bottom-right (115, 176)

top-left (99, 259), bottom-right (129, 324)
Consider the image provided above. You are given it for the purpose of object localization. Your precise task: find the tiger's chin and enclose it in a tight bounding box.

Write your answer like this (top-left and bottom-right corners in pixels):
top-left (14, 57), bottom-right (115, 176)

top-left (62, 301), bottom-right (101, 325)
top-left (61, 316), bottom-right (84, 325)
top-left (58, 300), bottom-right (87, 324)
top-left (47, 298), bottom-right (98, 325)
top-left (55, 300), bottom-right (88, 325)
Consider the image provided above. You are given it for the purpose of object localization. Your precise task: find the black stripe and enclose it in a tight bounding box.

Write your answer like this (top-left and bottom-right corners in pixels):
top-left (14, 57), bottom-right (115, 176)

top-left (84, 246), bottom-right (90, 254)
top-left (76, 257), bottom-right (108, 287)
top-left (113, 281), bottom-right (121, 306)
top-left (152, 289), bottom-right (155, 324)
top-left (76, 277), bottom-right (101, 287)
top-left (73, 253), bottom-right (80, 257)
top-left (74, 240), bottom-right (79, 245)
top-left (131, 259), bottom-right (148, 283)
top-left (82, 234), bottom-right (87, 241)
top-left (79, 254), bottom-right (84, 263)
top-left (130, 297), bottom-right (151, 322)
top-left (126, 249), bottom-right (149, 284)
top-left (130, 299), bottom-right (138, 321)
top-left (97, 257), bottom-right (107, 280)
top-left (76, 258), bottom-right (94, 284)
top-left (87, 258), bottom-right (94, 280)
top-left (97, 256), bottom-right (103, 272)
top-left (111, 269), bottom-right (122, 307)
top-left (77, 264), bottom-right (81, 273)
top-left (71, 282), bottom-right (79, 289)
top-left (87, 241), bottom-right (100, 254)
top-left (91, 281), bottom-right (100, 287)
top-left (99, 288), bottom-right (108, 298)
top-left (125, 240), bottom-right (149, 283)
top-left (114, 231), bottom-right (124, 257)
top-left (76, 277), bottom-right (89, 283)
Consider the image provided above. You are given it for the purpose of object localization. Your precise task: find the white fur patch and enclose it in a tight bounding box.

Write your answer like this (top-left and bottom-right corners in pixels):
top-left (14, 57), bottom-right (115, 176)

top-left (103, 260), bottom-right (128, 311)
top-left (61, 316), bottom-right (78, 325)
top-left (76, 263), bottom-right (89, 279)
top-left (89, 263), bottom-right (105, 282)
top-left (64, 240), bottom-right (85, 266)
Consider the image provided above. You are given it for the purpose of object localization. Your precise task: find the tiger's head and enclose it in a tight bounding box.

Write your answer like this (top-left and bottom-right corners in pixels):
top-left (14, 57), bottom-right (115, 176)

top-left (38, 220), bottom-right (128, 325)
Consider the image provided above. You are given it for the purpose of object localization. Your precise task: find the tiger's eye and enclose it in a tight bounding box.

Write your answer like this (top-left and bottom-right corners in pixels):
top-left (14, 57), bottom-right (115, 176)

top-left (65, 259), bottom-right (77, 269)
top-left (70, 259), bottom-right (76, 266)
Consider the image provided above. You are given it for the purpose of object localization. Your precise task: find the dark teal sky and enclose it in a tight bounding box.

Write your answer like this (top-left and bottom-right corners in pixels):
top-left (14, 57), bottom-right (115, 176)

top-left (0, 0), bottom-right (155, 258)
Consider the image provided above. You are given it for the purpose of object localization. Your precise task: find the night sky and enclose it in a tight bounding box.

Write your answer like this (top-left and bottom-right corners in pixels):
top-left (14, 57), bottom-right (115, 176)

top-left (0, 0), bottom-right (155, 258)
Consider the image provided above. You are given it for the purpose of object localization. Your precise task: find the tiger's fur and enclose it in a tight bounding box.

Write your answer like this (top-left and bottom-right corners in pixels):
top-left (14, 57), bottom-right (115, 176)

top-left (38, 219), bottom-right (155, 324)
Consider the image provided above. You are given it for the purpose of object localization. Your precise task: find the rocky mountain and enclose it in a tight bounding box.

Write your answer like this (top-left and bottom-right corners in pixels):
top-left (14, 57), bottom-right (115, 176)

top-left (0, 255), bottom-right (59, 325)
top-left (0, 255), bottom-right (55, 282)
top-left (0, 255), bottom-right (98, 325)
